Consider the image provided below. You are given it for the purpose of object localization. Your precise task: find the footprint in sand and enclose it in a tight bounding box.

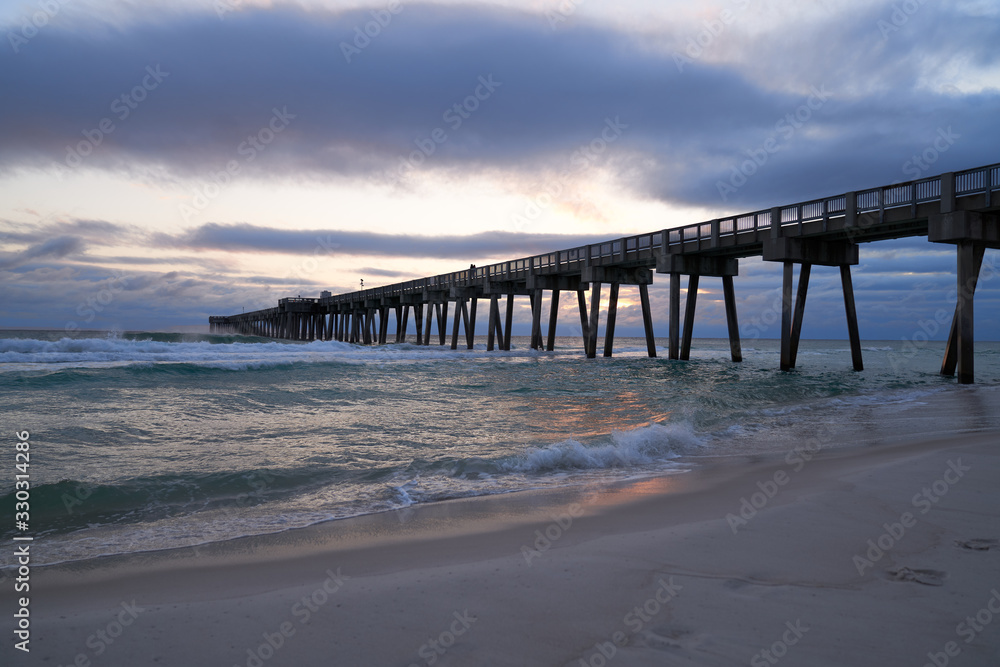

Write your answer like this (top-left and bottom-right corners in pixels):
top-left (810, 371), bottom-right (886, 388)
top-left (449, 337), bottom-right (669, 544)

top-left (884, 567), bottom-right (947, 586)
top-left (955, 538), bottom-right (999, 551)
top-left (631, 626), bottom-right (714, 654)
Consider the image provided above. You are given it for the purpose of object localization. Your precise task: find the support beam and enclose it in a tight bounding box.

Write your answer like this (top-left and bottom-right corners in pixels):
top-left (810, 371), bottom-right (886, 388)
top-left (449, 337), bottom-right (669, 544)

top-left (414, 303), bottom-right (424, 345)
top-left (459, 300), bottom-right (470, 349)
top-left (530, 289), bottom-right (544, 350)
top-left (587, 282), bottom-right (601, 359)
top-left (466, 298), bottom-right (477, 349)
top-left (604, 283), bottom-right (619, 357)
top-left (942, 244), bottom-right (986, 377)
top-left (504, 294), bottom-right (514, 351)
top-left (789, 263), bottom-right (811, 368)
top-left (722, 275), bottom-right (742, 363)
top-left (451, 300), bottom-right (463, 350)
top-left (680, 275), bottom-right (699, 361)
top-left (638, 283), bottom-right (657, 358)
top-left (840, 265), bottom-right (864, 372)
top-left (400, 306), bottom-right (409, 343)
top-left (577, 290), bottom-right (589, 353)
top-left (493, 297), bottom-right (504, 348)
top-left (956, 241), bottom-right (980, 383)
top-left (424, 303), bottom-right (434, 347)
top-left (487, 295), bottom-right (498, 351)
top-left (379, 307), bottom-right (389, 344)
top-left (780, 262), bottom-right (794, 371)
top-left (669, 273), bottom-right (680, 360)
top-left (547, 289), bottom-right (560, 351)
top-left (438, 303), bottom-right (448, 346)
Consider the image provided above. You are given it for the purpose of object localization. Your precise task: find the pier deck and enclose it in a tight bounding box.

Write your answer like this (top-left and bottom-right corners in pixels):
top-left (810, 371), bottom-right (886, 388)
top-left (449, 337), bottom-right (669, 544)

top-left (210, 165), bottom-right (1000, 382)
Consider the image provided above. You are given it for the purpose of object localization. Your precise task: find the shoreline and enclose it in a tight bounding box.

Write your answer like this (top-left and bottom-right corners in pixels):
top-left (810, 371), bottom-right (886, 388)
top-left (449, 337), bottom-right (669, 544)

top-left (12, 429), bottom-right (1000, 666)
top-left (15, 381), bottom-right (999, 572)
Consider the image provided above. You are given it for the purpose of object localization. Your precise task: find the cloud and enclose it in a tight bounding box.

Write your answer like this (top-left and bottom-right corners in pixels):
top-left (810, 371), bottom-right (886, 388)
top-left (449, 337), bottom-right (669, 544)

top-left (1, 3), bottom-right (996, 210)
top-left (0, 235), bottom-right (84, 269)
top-left (163, 222), bottom-right (611, 259)
top-left (359, 266), bottom-right (418, 278)
top-left (3, 1), bottom-right (999, 337)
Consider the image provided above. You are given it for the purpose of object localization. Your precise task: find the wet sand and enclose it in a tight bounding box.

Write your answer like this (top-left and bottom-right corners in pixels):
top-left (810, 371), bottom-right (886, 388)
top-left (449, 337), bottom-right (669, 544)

top-left (12, 427), bottom-right (1000, 666)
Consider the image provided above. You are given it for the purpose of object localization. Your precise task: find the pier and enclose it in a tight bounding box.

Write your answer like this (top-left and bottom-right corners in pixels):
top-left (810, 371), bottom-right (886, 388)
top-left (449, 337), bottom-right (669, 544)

top-left (210, 164), bottom-right (999, 383)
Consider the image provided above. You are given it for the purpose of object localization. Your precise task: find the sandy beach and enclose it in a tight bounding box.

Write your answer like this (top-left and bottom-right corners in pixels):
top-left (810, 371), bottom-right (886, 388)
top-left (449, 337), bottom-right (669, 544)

top-left (12, 429), bottom-right (998, 667)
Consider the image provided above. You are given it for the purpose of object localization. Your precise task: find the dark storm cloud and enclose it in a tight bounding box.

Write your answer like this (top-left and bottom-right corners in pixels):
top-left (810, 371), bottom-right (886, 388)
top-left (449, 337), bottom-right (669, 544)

top-left (2, 3), bottom-right (996, 209)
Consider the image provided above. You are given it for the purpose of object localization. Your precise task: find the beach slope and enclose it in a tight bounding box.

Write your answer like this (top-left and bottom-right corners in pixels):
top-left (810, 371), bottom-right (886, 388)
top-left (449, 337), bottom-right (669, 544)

top-left (16, 432), bottom-right (1000, 667)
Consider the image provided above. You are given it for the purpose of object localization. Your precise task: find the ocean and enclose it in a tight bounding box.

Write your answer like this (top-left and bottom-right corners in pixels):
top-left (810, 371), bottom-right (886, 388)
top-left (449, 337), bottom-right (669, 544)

top-left (2, 330), bottom-right (999, 569)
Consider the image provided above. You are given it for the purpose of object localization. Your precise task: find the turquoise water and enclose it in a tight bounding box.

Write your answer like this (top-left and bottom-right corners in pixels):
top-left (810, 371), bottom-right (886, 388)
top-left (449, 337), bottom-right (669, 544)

top-left (2, 330), bottom-right (998, 566)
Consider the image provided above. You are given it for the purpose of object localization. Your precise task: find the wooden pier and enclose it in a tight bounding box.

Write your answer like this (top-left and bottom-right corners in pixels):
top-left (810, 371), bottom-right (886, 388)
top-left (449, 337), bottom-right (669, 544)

top-left (210, 164), bottom-right (999, 383)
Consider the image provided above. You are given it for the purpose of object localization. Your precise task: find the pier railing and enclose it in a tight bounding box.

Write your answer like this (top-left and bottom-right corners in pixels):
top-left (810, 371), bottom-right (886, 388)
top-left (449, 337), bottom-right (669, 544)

top-left (315, 163), bottom-right (998, 306)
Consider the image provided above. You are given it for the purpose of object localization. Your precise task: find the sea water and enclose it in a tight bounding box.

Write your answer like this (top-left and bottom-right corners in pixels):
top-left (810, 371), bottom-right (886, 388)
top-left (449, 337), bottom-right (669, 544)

top-left (2, 330), bottom-right (998, 567)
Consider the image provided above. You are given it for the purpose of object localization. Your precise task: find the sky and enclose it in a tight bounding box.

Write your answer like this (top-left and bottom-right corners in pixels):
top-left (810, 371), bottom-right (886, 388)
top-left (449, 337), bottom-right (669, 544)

top-left (1, 0), bottom-right (999, 340)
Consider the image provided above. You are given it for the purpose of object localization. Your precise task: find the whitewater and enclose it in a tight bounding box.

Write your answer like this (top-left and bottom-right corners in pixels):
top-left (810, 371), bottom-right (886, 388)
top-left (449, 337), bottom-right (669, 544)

top-left (2, 330), bottom-right (998, 567)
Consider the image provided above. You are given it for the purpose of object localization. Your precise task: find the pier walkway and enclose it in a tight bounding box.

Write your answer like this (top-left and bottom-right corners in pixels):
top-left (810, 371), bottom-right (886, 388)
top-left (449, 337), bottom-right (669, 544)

top-left (211, 164), bottom-right (1000, 383)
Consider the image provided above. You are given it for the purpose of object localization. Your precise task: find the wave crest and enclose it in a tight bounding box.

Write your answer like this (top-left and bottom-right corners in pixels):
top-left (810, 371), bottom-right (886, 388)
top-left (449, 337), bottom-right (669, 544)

top-left (505, 422), bottom-right (702, 472)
